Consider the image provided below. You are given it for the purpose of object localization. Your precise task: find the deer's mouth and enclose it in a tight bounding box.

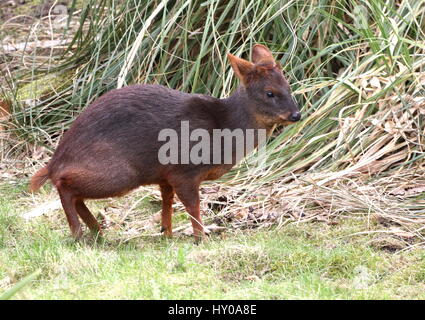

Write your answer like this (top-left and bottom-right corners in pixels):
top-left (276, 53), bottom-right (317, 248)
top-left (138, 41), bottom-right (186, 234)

top-left (278, 115), bottom-right (297, 125)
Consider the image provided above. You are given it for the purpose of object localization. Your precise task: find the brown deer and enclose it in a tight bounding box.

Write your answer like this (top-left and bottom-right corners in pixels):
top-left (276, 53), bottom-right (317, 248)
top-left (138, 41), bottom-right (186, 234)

top-left (30, 44), bottom-right (301, 242)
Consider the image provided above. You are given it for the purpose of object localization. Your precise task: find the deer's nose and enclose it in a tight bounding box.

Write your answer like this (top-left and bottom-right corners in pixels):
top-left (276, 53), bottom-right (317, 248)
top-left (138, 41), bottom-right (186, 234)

top-left (290, 111), bottom-right (301, 122)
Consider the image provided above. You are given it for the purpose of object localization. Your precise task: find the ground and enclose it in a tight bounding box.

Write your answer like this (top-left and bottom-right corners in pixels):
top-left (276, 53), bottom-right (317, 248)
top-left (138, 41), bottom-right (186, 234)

top-left (1, 179), bottom-right (424, 299)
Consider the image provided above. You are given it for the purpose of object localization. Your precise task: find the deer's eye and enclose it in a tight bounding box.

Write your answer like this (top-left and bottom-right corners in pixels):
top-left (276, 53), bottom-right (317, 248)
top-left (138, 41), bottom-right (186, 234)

top-left (266, 92), bottom-right (274, 98)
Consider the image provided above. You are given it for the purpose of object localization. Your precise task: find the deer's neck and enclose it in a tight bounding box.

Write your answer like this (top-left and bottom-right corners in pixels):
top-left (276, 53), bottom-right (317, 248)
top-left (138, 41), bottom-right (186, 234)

top-left (219, 88), bottom-right (252, 128)
top-left (216, 88), bottom-right (268, 159)
top-left (220, 87), bottom-right (271, 132)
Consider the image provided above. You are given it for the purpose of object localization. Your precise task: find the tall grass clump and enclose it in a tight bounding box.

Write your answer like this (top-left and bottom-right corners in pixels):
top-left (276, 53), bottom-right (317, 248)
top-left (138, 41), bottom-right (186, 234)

top-left (1, 0), bottom-right (425, 234)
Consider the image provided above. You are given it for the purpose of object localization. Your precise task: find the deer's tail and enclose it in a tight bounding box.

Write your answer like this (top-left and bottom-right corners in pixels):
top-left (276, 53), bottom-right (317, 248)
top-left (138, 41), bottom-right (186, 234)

top-left (30, 166), bottom-right (50, 192)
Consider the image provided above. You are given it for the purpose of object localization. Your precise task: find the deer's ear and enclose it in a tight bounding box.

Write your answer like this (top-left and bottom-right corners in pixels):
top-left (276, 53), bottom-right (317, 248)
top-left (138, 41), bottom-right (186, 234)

top-left (228, 53), bottom-right (254, 85)
top-left (252, 44), bottom-right (275, 64)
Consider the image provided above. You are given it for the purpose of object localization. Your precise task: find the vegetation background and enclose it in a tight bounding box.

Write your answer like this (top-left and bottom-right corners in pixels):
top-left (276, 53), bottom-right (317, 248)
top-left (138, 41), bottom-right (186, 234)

top-left (0, 0), bottom-right (424, 299)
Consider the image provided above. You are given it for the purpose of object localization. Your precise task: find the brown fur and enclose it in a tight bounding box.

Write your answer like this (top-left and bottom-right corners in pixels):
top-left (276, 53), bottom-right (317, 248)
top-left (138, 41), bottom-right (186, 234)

top-left (30, 44), bottom-right (301, 242)
top-left (30, 166), bottom-right (49, 192)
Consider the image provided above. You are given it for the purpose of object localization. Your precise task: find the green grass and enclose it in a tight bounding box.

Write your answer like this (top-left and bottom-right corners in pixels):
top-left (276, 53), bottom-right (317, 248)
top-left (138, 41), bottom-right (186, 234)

top-left (1, 181), bottom-right (425, 300)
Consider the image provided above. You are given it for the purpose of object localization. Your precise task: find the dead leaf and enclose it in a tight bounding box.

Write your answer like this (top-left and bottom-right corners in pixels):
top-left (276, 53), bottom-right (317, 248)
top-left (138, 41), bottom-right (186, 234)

top-left (23, 200), bottom-right (61, 220)
top-left (370, 77), bottom-right (381, 89)
top-left (405, 185), bottom-right (425, 196)
top-left (204, 223), bottom-right (226, 234)
top-left (390, 227), bottom-right (415, 239)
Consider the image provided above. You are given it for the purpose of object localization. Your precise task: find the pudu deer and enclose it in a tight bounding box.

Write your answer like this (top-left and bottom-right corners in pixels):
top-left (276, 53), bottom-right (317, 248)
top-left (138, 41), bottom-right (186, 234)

top-left (30, 44), bottom-right (301, 242)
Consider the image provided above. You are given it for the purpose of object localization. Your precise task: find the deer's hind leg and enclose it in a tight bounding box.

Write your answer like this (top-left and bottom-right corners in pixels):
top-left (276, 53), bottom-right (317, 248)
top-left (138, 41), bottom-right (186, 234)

top-left (57, 186), bottom-right (83, 239)
top-left (53, 165), bottom-right (138, 238)
top-left (75, 200), bottom-right (102, 235)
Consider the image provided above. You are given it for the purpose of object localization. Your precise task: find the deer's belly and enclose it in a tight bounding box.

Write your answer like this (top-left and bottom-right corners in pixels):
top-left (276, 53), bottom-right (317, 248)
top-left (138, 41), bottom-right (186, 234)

top-left (203, 165), bottom-right (233, 181)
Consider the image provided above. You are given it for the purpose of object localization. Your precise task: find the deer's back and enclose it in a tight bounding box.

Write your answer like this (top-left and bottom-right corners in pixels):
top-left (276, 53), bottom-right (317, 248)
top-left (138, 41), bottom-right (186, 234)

top-left (48, 84), bottom-right (224, 185)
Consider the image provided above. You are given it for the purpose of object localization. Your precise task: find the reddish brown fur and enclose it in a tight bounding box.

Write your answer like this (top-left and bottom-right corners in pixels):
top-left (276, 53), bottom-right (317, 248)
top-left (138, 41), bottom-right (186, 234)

top-left (30, 44), bottom-right (301, 242)
top-left (30, 166), bottom-right (49, 192)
